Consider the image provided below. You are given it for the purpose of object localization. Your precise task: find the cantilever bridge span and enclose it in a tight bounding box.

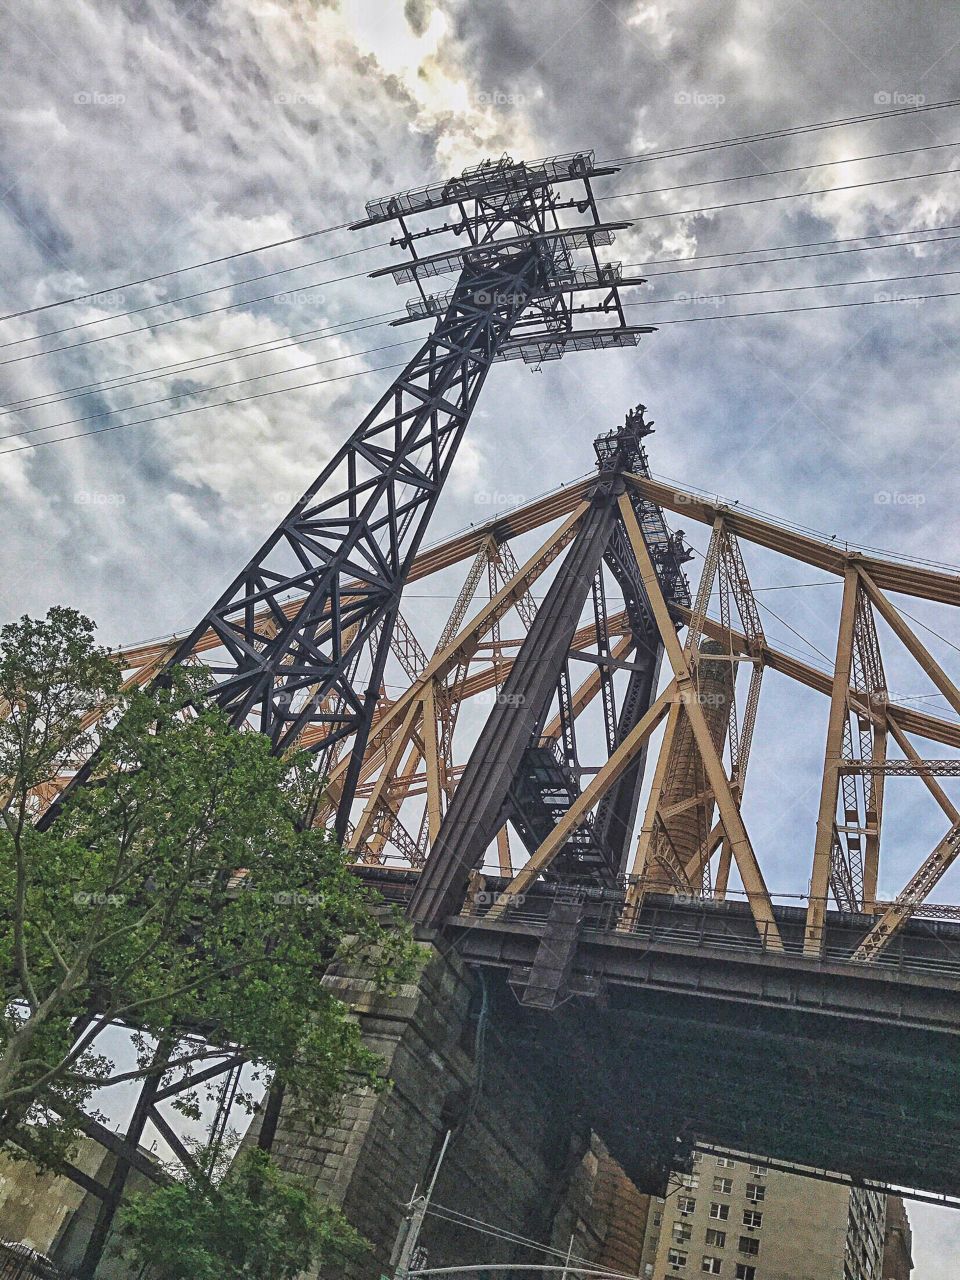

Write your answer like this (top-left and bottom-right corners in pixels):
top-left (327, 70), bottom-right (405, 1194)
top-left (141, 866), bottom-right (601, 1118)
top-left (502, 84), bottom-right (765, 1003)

top-left (29, 151), bottom-right (960, 1276)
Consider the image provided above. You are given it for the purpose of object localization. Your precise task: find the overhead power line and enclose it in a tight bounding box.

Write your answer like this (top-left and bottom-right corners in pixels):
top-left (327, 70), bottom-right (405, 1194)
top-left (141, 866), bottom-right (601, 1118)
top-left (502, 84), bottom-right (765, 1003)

top-left (0, 220), bottom-right (358, 323)
top-left (0, 336), bottom-right (419, 444)
top-left (0, 240), bottom-right (390, 351)
top-left (626, 220), bottom-right (960, 269)
top-left (0, 223), bottom-right (947, 418)
top-left (633, 228), bottom-right (960, 280)
top-left (4, 219), bottom-right (954, 419)
top-left (0, 358), bottom-right (413, 457)
top-left (4, 140), bottom-right (948, 353)
top-left (649, 287), bottom-right (960, 325)
top-left (6, 265), bottom-right (959, 448)
top-left (602, 96), bottom-right (960, 167)
top-left (5, 165), bottom-right (956, 372)
top-left (608, 165), bottom-right (960, 223)
top-left (632, 264), bottom-right (960, 307)
top-left (0, 263), bottom-right (382, 370)
top-left (4, 95), bottom-right (957, 326)
top-left (601, 138), bottom-right (960, 204)
top-left (4, 287), bottom-right (960, 461)
top-left (0, 311), bottom-right (404, 415)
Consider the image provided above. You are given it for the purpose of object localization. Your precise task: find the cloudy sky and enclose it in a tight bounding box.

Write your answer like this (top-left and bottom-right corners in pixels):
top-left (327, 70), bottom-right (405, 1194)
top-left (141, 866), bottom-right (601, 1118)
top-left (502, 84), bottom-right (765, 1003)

top-left (1, 0), bottom-right (959, 1268)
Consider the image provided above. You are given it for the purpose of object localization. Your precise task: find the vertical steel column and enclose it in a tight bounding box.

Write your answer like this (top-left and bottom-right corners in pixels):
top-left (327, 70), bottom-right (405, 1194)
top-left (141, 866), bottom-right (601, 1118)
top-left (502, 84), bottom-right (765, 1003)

top-left (805, 566), bottom-right (859, 955)
top-left (407, 481), bottom-right (623, 927)
top-left (77, 1042), bottom-right (170, 1279)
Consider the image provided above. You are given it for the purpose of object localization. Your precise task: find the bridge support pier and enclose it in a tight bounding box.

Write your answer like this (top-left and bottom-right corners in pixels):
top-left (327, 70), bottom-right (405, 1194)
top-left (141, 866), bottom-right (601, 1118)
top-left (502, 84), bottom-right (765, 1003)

top-left (252, 941), bottom-right (651, 1278)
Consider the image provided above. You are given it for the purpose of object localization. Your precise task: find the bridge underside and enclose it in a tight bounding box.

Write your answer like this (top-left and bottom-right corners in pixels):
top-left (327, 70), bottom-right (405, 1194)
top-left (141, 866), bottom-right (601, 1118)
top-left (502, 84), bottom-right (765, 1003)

top-left (253, 889), bottom-right (960, 1276)
top-left (475, 967), bottom-right (959, 1202)
top-left (364, 871), bottom-right (960, 1202)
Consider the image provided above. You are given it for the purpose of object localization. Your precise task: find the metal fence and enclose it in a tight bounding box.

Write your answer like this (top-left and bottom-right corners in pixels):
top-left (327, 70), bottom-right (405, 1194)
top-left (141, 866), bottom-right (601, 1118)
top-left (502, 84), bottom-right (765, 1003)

top-left (0, 1241), bottom-right (70, 1280)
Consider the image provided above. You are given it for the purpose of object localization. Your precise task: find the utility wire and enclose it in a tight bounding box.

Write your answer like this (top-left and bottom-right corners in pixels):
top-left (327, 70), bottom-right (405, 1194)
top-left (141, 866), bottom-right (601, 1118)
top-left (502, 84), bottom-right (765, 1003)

top-left (895, 606), bottom-right (960, 659)
top-left (0, 263), bottom-right (382, 370)
top-left (626, 220), bottom-right (960, 268)
top-left (4, 139), bottom-right (948, 352)
top-left (5, 167), bottom-right (957, 372)
top-left (686, 543), bottom-right (834, 666)
top-left (0, 336), bottom-right (419, 444)
top-left (6, 288), bottom-right (960, 460)
top-left (0, 310), bottom-right (405, 415)
top-left (632, 264), bottom-right (960, 307)
top-left (6, 265), bottom-right (959, 447)
top-left (5, 219), bottom-right (956, 420)
top-left (648, 287), bottom-right (960, 325)
top-left (633, 229), bottom-right (960, 280)
top-left (601, 138), bottom-right (960, 204)
top-left (0, 240), bottom-right (390, 350)
top-left (3, 227), bottom-right (948, 420)
top-left (4, 95), bottom-right (957, 325)
top-left (608, 165), bottom-right (960, 223)
top-left (0, 220), bottom-right (359, 322)
top-left (602, 96), bottom-right (960, 167)
top-left (0, 359), bottom-right (411, 457)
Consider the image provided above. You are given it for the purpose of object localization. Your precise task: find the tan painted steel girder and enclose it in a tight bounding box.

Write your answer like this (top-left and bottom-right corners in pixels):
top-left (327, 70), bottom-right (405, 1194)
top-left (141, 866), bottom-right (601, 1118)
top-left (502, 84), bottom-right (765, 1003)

top-left (625, 475), bottom-right (960, 606)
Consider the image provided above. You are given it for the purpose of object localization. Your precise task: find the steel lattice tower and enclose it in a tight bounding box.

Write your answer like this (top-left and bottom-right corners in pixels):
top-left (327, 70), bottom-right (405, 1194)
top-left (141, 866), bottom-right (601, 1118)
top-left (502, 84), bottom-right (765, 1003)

top-left (150, 154), bottom-right (649, 833)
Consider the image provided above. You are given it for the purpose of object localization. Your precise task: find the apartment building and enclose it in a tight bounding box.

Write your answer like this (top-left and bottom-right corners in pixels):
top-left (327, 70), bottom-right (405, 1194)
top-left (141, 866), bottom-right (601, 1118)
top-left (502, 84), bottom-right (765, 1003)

top-left (641, 1150), bottom-right (901, 1280)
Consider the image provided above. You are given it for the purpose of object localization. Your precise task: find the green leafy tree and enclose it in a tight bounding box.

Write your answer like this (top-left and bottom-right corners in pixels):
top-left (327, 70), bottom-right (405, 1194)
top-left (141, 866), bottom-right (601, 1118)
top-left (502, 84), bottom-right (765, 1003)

top-left (115, 1147), bottom-right (366, 1279)
top-left (0, 606), bottom-right (418, 1168)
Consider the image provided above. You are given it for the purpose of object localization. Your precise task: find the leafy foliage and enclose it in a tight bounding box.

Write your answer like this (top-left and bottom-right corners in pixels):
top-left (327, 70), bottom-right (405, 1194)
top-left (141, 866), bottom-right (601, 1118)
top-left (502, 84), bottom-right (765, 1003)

top-left (115, 1147), bottom-right (366, 1279)
top-left (0, 607), bottom-right (419, 1166)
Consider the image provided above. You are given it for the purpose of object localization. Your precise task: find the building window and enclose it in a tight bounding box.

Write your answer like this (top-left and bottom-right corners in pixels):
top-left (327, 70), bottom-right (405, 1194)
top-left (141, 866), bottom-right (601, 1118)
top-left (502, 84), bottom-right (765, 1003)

top-left (709, 1203), bottom-right (730, 1221)
top-left (668, 1248), bottom-right (689, 1268)
top-left (735, 1267), bottom-right (756, 1280)
top-left (717, 1157), bottom-right (735, 1168)
top-left (749, 1164), bottom-right (765, 1177)
top-left (653, 1212), bottom-right (663, 1227)
top-left (693, 1150), bottom-right (704, 1164)
top-left (738, 1237), bottom-right (760, 1257)
top-left (701, 1258), bottom-right (722, 1275)
top-left (673, 1223), bottom-right (693, 1244)
top-left (742, 1210), bottom-right (763, 1229)
top-left (680, 1173), bottom-right (700, 1190)
top-left (705, 1229), bottom-right (726, 1248)
top-left (713, 1178), bottom-right (733, 1194)
top-left (745, 1184), bottom-right (765, 1203)
top-left (678, 1197), bottom-right (697, 1214)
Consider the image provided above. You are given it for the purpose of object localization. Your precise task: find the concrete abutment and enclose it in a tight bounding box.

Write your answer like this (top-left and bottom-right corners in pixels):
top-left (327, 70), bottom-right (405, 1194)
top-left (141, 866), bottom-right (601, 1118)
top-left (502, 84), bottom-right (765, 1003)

top-left (258, 942), bottom-right (650, 1278)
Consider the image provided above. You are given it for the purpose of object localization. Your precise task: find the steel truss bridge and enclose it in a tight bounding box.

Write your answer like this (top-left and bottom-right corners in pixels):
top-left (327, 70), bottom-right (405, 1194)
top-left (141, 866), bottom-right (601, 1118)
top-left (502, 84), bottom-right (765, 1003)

top-left (21, 151), bottom-right (960, 1271)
